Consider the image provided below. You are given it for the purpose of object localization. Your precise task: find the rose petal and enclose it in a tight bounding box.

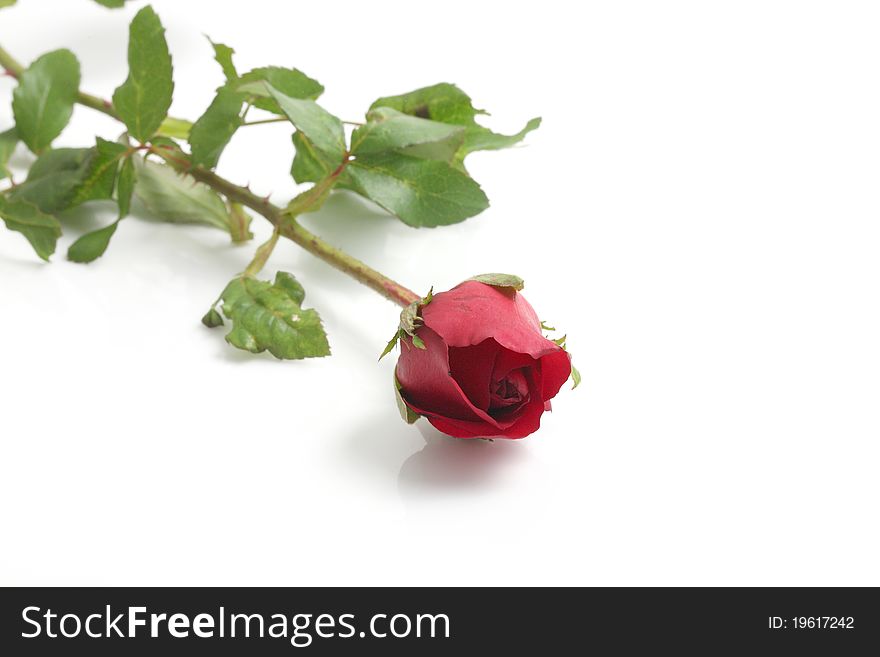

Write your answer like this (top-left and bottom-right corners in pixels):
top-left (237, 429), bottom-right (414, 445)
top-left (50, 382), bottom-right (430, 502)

top-left (397, 327), bottom-right (513, 431)
top-left (396, 326), bottom-right (483, 421)
top-left (447, 338), bottom-right (500, 411)
top-left (489, 368), bottom-right (529, 409)
top-left (538, 349), bottom-right (572, 401)
top-left (492, 348), bottom-right (536, 380)
top-left (426, 395), bottom-right (546, 439)
top-left (422, 281), bottom-right (560, 359)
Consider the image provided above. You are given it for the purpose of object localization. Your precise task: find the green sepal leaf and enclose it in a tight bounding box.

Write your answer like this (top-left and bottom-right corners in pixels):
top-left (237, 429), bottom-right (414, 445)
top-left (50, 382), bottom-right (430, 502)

top-left (379, 330), bottom-right (403, 361)
top-left (539, 318), bottom-right (580, 390)
top-left (201, 307), bottom-right (224, 328)
top-left (132, 157), bottom-right (243, 239)
top-left (156, 116), bottom-right (193, 140)
top-left (469, 273), bottom-right (525, 291)
top-left (8, 147), bottom-right (92, 213)
top-left (347, 154), bottom-right (488, 227)
top-left (266, 85), bottom-right (345, 163)
top-left (350, 107), bottom-right (464, 157)
top-left (399, 300), bottom-right (421, 336)
top-left (570, 364), bottom-right (581, 389)
top-left (70, 138), bottom-right (128, 206)
top-left (233, 66), bottom-right (323, 113)
top-left (381, 287), bottom-right (433, 359)
top-left (0, 195), bottom-right (61, 260)
top-left (0, 128), bottom-right (17, 179)
top-left (370, 83), bottom-right (539, 165)
top-left (218, 272), bottom-right (330, 360)
top-left (112, 6), bottom-right (174, 142)
top-left (67, 220), bottom-right (119, 263)
top-left (394, 369), bottom-right (420, 424)
top-left (12, 49), bottom-right (80, 153)
top-left (92, 0), bottom-right (127, 7)
top-left (116, 155), bottom-right (136, 219)
top-left (208, 38), bottom-right (238, 82)
top-left (189, 87), bottom-right (246, 169)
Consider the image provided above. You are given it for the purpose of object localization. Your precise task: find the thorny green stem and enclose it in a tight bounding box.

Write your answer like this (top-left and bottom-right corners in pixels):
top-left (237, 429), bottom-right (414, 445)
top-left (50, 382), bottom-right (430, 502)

top-left (0, 43), bottom-right (420, 307)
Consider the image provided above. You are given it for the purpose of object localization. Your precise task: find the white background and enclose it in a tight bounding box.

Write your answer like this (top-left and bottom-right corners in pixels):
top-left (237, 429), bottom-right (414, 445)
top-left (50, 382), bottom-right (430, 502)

top-left (1, 0), bottom-right (878, 586)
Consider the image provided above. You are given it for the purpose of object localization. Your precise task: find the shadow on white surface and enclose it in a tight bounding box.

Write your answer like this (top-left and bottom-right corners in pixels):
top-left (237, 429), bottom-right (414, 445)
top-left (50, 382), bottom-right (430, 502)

top-left (338, 412), bottom-right (530, 497)
top-left (299, 191), bottom-right (399, 248)
top-left (397, 423), bottom-right (529, 496)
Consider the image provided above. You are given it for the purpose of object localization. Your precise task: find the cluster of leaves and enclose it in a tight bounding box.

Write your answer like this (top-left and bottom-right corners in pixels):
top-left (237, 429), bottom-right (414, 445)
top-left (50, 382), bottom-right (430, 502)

top-left (0, 5), bottom-right (251, 265)
top-left (185, 53), bottom-right (540, 230)
top-left (1, 1), bottom-right (540, 363)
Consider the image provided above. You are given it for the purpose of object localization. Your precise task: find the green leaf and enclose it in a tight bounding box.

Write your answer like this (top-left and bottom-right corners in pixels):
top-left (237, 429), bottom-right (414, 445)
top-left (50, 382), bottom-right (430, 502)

top-left (189, 87), bottom-right (246, 169)
top-left (0, 1), bottom-right (17, 10)
top-left (0, 128), bottom-right (17, 179)
top-left (156, 116), bottom-right (193, 140)
top-left (12, 50), bottom-right (80, 153)
top-left (286, 180), bottom-right (334, 217)
top-left (218, 273), bottom-right (330, 360)
top-left (234, 66), bottom-right (323, 113)
top-left (26, 147), bottom-right (91, 180)
top-left (347, 154), bottom-right (488, 227)
top-left (290, 131), bottom-right (340, 184)
top-left (112, 6), bottom-right (174, 142)
top-left (208, 38), bottom-right (238, 83)
top-left (370, 83), bottom-right (539, 165)
top-left (132, 157), bottom-right (239, 236)
top-left (266, 86), bottom-right (345, 163)
top-left (226, 201), bottom-right (253, 243)
top-left (350, 107), bottom-right (464, 158)
top-left (8, 147), bottom-right (92, 213)
top-left (92, 0), bottom-right (127, 7)
top-left (116, 155), bottom-right (135, 219)
top-left (394, 369), bottom-right (420, 424)
top-left (201, 307), bottom-right (224, 328)
top-left (0, 195), bottom-right (61, 260)
top-left (71, 138), bottom-right (127, 206)
top-left (67, 221), bottom-right (119, 263)
top-left (273, 271), bottom-right (305, 305)
top-left (463, 117), bottom-right (541, 155)
top-left (570, 364), bottom-right (581, 389)
top-left (469, 273), bottom-right (525, 291)
top-left (372, 83), bottom-right (482, 125)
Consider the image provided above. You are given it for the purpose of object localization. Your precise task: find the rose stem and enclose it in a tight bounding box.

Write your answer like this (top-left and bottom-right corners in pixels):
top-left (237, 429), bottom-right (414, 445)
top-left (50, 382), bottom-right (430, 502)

top-left (0, 44), bottom-right (420, 308)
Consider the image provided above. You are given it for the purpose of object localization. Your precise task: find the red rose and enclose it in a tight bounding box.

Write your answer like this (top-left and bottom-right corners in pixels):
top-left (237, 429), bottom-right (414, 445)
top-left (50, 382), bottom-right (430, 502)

top-left (395, 278), bottom-right (572, 439)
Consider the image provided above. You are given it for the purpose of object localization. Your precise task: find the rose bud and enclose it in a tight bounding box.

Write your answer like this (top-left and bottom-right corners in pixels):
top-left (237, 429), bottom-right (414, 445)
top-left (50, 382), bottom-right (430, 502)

top-left (391, 274), bottom-right (574, 439)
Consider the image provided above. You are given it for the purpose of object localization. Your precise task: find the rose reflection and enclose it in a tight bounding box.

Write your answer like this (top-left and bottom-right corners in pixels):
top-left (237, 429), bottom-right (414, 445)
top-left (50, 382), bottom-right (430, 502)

top-left (397, 423), bottom-right (527, 494)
